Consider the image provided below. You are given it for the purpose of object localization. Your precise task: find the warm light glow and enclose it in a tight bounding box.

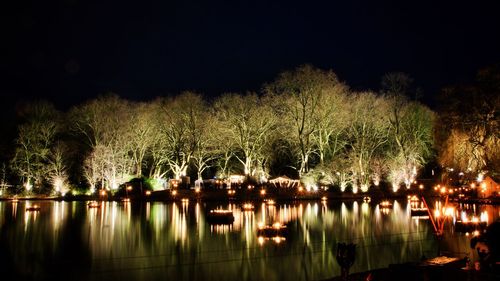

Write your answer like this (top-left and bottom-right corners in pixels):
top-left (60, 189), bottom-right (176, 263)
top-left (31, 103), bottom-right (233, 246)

top-left (434, 209), bottom-right (440, 217)
top-left (380, 200), bottom-right (391, 207)
top-left (480, 211), bottom-right (488, 223)
top-left (298, 186), bottom-right (303, 192)
top-left (260, 189), bottom-right (266, 195)
top-left (258, 236), bottom-right (265, 245)
top-left (145, 190), bottom-right (151, 196)
top-left (477, 173), bottom-right (484, 182)
top-left (127, 186), bottom-right (132, 191)
top-left (444, 207), bottom-right (454, 216)
top-left (242, 203), bottom-right (254, 210)
top-left (419, 184), bottom-right (424, 189)
top-left (100, 190), bottom-right (106, 196)
top-left (171, 190), bottom-right (177, 196)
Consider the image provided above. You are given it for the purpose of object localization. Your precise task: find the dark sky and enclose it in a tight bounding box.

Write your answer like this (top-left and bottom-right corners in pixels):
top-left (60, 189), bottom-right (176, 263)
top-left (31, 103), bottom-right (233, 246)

top-left (1, 0), bottom-right (500, 110)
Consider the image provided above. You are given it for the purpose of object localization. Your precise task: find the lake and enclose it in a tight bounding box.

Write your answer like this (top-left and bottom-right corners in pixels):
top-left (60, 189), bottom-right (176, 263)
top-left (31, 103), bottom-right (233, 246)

top-left (0, 199), bottom-right (498, 280)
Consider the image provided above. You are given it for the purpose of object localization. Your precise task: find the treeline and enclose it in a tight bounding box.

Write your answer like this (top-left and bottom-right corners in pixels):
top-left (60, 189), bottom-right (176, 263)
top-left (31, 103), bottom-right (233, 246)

top-left (7, 64), bottom-right (493, 195)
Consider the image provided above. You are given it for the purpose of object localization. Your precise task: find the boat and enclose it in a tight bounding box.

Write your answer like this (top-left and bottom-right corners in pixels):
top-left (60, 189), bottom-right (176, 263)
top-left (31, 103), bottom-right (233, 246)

top-left (257, 222), bottom-right (288, 238)
top-left (242, 203), bottom-right (254, 211)
top-left (265, 199), bottom-right (276, 205)
top-left (206, 210), bottom-right (234, 224)
top-left (379, 200), bottom-right (392, 207)
top-left (26, 205), bottom-right (41, 212)
top-left (455, 220), bottom-right (487, 234)
top-left (410, 208), bottom-right (429, 217)
top-left (87, 201), bottom-right (101, 208)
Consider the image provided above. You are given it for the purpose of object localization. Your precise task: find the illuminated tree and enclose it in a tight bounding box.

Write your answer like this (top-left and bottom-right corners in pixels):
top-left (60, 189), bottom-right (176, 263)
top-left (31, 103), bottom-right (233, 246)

top-left (213, 93), bottom-right (277, 177)
top-left (11, 101), bottom-right (60, 191)
top-left (345, 92), bottom-right (390, 192)
top-left (192, 113), bottom-right (218, 180)
top-left (312, 83), bottom-right (350, 165)
top-left (46, 142), bottom-right (70, 195)
top-left (381, 74), bottom-right (435, 190)
top-left (437, 66), bottom-right (500, 174)
top-left (70, 94), bottom-right (134, 191)
top-left (156, 92), bottom-right (206, 179)
top-left (128, 101), bottom-right (158, 177)
top-left (265, 65), bottom-right (342, 176)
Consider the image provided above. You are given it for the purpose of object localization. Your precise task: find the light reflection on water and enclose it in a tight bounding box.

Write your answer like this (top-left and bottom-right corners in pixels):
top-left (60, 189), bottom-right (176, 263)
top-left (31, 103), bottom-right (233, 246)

top-left (0, 199), bottom-right (499, 281)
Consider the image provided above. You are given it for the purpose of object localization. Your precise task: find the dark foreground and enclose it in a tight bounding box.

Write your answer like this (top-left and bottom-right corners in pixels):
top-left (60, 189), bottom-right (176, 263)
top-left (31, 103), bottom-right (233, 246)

top-left (327, 261), bottom-right (500, 281)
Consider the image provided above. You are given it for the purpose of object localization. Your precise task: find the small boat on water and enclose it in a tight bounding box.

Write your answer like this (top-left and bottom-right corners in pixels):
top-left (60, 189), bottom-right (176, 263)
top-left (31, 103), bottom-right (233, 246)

top-left (26, 205), bottom-right (41, 212)
top-left (410, 208), bottom-right (429, 217)
top-left (379, 200), bottom-right (392, 207)
top-left (242, 203), bottom-right (254, 211)
top-left (265, 199), bottom-right (276, 205)
top-left (206, 210), bottom-right (234, 224)
top-left (257, 222), bottom-right (288, 238)
top-left (87, 201), bottom-right (101, 208)
top-left (455, 220), bottom-right (487, 234)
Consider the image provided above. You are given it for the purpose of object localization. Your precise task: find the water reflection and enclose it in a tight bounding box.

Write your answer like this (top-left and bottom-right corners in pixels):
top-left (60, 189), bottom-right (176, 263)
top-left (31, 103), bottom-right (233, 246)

top-left (0, 200), bottom-right (499, 281)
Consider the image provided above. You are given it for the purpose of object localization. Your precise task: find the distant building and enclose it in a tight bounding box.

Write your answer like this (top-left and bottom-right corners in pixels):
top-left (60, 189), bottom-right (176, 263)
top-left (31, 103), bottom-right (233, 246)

top-left (269, 176), bottom-right (300, 188)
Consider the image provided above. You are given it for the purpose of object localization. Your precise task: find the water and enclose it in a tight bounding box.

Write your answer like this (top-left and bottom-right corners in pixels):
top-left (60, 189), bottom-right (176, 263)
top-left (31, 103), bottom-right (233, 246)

top-left (0, 199), bottom-right (498, 281)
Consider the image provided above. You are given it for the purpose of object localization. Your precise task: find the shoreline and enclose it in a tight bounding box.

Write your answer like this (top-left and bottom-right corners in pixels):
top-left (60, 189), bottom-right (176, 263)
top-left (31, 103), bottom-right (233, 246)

top-left (1, 189), bottom-right (499, 205)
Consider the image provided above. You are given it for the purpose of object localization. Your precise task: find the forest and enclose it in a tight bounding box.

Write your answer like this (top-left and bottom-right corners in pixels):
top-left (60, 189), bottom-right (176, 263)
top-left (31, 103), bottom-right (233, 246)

top-left (1, 65), bottom-right (498, 196)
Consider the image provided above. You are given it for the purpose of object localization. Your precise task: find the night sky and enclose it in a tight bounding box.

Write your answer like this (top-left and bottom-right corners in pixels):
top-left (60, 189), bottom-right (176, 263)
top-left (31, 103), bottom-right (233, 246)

top-left (2, 0), bottom-right (500, 110)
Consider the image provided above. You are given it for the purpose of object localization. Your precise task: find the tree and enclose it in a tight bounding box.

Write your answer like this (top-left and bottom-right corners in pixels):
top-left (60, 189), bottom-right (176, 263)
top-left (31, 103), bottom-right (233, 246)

top-left (386, 99), bottom-right (434, 190)
top-left (70, 94), bottom-right (134, 191)
top-left (437, 65), bottom-right (500, 174)
top-left (11, 101), bottom-right (60, 191)
top-left (128, 101), bottom-right (158, 177)
top-left (265, 65), bottom-right (342, 176)
top-left (381, 74), bottom-right (435, 190)
top-left (214, 93), bottom-right (277, 178)
top-left (156, 92), bottom-right (205, 179)
top-left (345, 92), bottom-right (390, 192)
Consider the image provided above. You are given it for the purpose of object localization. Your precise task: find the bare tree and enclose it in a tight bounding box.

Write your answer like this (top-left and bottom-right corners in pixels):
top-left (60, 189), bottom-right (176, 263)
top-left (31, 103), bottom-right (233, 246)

top-left (214, 93), bottom-right (277, 178)
top-left (345, 92), bottom-right (390, 192)
top-left (265, 65), bottom-right (341, 176)
top-left (156, 92), bottom-right (205, 179)
top-left (11, 101), bottom-right (60, 191)
top-left (70, 94), bottom-right (134, 191)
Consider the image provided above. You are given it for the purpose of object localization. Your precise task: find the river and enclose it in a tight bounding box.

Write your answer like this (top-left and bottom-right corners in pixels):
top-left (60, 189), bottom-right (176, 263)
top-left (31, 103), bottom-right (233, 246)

top-left (0, 199), bottom-right (498, 280)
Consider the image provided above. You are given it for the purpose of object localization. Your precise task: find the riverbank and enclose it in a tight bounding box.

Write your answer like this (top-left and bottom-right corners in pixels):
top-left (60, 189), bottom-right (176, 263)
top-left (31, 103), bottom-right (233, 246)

top-left (1, 188), bottom-right (499, 205)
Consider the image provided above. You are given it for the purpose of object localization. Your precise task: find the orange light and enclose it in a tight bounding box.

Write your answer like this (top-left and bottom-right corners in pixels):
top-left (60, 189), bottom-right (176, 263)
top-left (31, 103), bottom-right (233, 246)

top-left (145, 190), bottom-right (151, 196)
top-left (260, 189), bottom-right (266, 195)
